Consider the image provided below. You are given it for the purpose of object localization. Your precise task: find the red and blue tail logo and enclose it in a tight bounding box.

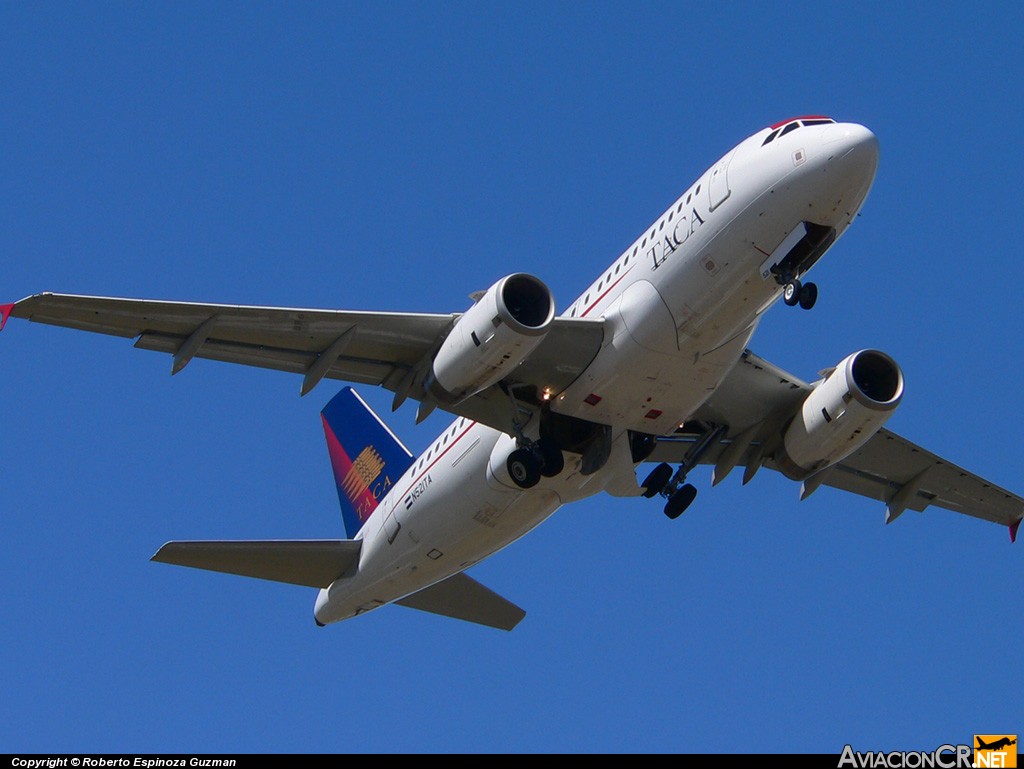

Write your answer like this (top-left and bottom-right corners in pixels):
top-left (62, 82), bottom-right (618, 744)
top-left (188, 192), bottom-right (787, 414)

top-left (321, 387), bottom-right (415, 538)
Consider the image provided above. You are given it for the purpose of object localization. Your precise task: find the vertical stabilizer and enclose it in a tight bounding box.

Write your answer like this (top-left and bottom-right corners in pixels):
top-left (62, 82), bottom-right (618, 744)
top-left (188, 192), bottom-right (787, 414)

top-left (321, 387), bottom-right (415, 538)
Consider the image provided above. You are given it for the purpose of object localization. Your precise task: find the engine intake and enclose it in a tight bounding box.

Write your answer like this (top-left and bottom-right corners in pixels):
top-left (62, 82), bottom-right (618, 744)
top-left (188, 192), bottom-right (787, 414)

top-left (777, 349), bottom-right (903, 480)
top-left (428, 273), bottom-right (555, 404)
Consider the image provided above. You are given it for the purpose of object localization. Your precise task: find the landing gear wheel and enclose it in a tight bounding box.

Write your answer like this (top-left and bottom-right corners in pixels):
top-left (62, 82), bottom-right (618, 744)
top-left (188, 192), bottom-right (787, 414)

top-left (783, 279), bottom-right (802, 306)
top-left (536, 438), bottom-right (565, 478)
top-left (507, 448), bottom-right (541, 489)
top-left (641, 462), bottom-right (673, 498)
top-left (798, 281), bottom-right (818, 310)
top-left (664, 483), bottom-right (698, 519)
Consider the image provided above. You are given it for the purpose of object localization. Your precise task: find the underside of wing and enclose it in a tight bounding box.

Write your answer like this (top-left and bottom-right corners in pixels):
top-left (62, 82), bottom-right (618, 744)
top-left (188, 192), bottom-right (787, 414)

top-left (12, 292), bottom-right (453, 385)
top-left (813, 429), bottom-right (1024, 527)
top-left (9, 292), bottom-right (605, 435)
top-left (648, 350), bottom-right (1024, 534)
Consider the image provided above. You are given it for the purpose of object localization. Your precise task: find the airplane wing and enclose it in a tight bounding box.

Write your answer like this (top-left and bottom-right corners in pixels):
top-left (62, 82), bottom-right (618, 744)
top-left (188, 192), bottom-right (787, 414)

top-left (647, 350), bottom-right (1024, 538)
top-left (5, 292), bottom-right (606, 434)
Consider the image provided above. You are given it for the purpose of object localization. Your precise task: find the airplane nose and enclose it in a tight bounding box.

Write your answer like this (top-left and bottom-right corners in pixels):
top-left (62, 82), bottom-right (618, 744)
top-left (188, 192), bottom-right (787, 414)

top-left (824, 122), bottom-right (879, 172)
top-left (820, 122), bottom-right (879, 195)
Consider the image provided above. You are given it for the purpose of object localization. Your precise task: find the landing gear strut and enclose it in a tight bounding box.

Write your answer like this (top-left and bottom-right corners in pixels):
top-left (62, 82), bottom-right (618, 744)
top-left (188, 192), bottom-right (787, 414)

top-left (500, 384), bottom-right (566, 489)
top-left (642, 424), bottom-right (726, 519)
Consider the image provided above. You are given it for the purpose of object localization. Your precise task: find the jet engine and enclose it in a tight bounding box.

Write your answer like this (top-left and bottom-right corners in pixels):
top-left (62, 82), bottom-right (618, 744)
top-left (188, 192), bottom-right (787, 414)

top-left (427, 273), bottom-right (555, 404)
top-left (776, 349), bottom-right (903, 480)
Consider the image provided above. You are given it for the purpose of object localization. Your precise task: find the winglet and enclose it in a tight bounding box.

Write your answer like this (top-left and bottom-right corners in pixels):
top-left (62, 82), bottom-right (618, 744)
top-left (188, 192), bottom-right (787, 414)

top-left (1010, 517), bottom-right (1021, 544)
top-left (0, 303), bottom-right (14, 332)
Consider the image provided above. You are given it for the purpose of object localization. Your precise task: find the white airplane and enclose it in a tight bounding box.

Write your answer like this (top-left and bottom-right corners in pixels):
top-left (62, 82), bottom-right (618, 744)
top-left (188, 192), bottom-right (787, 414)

top-left (3, 115), bottom-right (1021, 631)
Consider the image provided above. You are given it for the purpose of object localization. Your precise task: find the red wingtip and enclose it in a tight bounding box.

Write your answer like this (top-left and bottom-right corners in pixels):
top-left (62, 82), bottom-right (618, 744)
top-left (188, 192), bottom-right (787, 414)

top-left (0, 303), bottom-right (14, 332)
top-left (1010, 518), bottom-right (1021, 544)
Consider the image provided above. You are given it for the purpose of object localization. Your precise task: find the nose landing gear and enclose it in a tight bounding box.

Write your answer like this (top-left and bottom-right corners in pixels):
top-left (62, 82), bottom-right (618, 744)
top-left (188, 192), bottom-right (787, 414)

top-left (782, 278), bottom-right (817, 310)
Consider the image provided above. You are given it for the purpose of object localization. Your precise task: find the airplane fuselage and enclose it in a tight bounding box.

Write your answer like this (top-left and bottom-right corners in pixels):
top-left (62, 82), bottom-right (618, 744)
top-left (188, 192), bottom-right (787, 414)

top-left (314, 118), bottom-right (880, 625)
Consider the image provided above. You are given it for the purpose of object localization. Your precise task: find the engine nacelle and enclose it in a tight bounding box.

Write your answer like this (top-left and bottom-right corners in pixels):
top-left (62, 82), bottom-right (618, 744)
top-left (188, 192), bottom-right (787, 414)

top-left (428, 273), bottom-right (555, 404)
top-left (777, 349), bottom-right (904, 480)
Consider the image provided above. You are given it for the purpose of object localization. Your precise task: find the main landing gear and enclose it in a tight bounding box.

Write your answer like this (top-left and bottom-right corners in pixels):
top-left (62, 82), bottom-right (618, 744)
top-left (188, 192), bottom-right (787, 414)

top-left (499, 382), bottom-right (567, 490)
top-left (782, 278), bottom-right (817, 310)
top-left (506, 437), bottom-right (565, 489)
top-left (643, 462), bottom-right (698, 520)
top-left (640, 424), bottom-right (726, 520)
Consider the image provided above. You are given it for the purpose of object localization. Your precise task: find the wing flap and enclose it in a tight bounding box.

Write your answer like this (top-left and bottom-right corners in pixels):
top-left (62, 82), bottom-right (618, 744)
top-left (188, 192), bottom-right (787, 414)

top-left (134, 333), bottom-right (398, 386)
top-left (395, 572), bottom-right (526, 631)
top-left (151, 539), bottom-right (362, 588)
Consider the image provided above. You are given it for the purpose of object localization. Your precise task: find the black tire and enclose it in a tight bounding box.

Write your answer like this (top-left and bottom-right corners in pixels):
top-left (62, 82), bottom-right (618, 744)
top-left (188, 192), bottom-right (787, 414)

top-left (641, 462), bottom-right (673, 498)
top-left (799, 281), bottom-right (818, 310)
top-left (536, 438), bottom-right (565, 478)
top-left (664, 483), bottom-right (698, 519)
top-left (507, 448), bottom-right (541, 489)
top-left (783, 279), bottom-right (802, 306)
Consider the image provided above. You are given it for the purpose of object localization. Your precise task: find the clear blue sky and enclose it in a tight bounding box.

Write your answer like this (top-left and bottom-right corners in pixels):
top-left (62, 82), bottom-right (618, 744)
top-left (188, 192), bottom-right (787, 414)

top-left (2, 2), bottom-right (1021, 754)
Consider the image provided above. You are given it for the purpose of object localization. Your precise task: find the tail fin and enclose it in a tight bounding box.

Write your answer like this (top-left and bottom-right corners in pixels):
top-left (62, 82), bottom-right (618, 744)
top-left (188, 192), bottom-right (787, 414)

top-left (321, 387), bottom-right (415, 538)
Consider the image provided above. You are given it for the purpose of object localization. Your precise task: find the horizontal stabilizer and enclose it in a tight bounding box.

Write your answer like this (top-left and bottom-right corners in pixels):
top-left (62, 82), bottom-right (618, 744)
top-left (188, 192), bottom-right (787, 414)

top-left (396, 572), bottom-right (525, 631)
top-left (151, 539), bottom-right (362, 588)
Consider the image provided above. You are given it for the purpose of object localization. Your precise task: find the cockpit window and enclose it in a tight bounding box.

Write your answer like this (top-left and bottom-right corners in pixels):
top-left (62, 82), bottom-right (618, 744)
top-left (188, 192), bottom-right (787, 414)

top-left (771, 115), bottom-right (834, 129)
top-left (763, 116), bottom-right (836, 146)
